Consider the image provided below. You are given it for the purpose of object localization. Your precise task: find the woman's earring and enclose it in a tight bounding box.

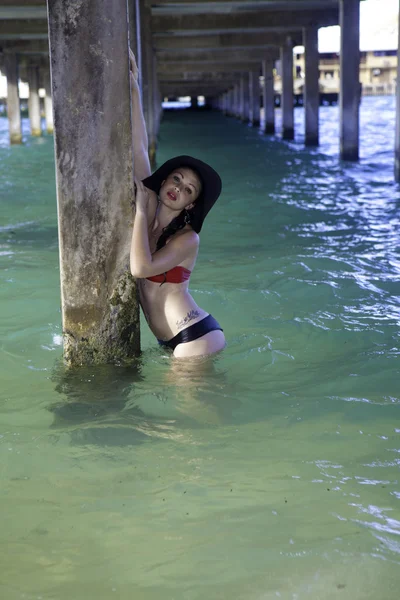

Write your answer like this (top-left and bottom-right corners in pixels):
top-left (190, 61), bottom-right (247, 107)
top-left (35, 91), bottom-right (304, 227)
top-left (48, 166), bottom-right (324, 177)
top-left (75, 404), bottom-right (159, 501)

top-left (184, 210), bottom-right (191, 224)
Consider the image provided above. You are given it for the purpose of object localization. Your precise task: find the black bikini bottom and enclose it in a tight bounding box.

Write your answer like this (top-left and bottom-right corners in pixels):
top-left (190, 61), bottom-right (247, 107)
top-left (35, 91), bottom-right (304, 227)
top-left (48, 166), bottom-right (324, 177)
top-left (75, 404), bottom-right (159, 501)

top-left (158, 314), bottom-right (223, 351)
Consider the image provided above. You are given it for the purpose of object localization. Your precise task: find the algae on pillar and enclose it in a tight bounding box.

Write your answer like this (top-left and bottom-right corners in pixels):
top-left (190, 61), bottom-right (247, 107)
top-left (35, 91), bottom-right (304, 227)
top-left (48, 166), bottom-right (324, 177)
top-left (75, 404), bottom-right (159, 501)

top-left (4, 53), bottom-right (22, 144)
top-left (28, 64), bottom-right (42, 137)
top-left (47, 0), bottom-right (140, 366)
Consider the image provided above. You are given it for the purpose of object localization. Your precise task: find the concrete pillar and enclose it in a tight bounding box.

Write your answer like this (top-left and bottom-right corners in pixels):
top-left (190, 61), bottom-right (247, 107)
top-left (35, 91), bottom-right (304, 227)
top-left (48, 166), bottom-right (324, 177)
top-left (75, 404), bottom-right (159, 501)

top-left (303, 26), bottom-right (319, 146)
top-left (152, 52), bottom-right (161, 139)
top-left (280, 37), bottom-right (294, 140)
top-left (249, 69), bottom-right (260, 127)
top-left (340, 0), bottom-right (360, 161)
top-left (27, 64), bottom-right (41, 136)
top-left (395, 0), bottom-right (400, 180)
top-left (262, 58), bottom-right (275, 134)
top-left (141, 1), bottom-right (156, 166)
top-left (228, 89), bottom-right (234, 115)
top-left (47, 0), bottom-right (139, 366)
top-left (223, 92), bottom-right (229, 114)
top-left (129, 0), bottom-right (143, 99)
top-left (128, 0), bottom-right (139, 67)
top-left (234, 83), bottom-right (240, 118)
top-left (240, 73), bottom-right (249, 122)
top-left (43, 68), bottom-right (54, 134)
top-left (4, 53), bottom-right (22, 144)
top-left (239, 75), bottom-right (245, 120)
top-left (226, 91), bottom-right (230, 114)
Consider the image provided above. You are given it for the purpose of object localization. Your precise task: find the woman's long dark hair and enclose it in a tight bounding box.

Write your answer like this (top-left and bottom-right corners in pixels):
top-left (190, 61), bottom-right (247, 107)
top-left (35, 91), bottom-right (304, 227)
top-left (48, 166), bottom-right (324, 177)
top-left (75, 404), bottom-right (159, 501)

top-left (156, 209), bottom-right (191, 251)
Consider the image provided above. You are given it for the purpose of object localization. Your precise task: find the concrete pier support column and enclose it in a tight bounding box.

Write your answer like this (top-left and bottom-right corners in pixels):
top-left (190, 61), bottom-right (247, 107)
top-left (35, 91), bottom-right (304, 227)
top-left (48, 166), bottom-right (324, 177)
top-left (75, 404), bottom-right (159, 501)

top-left (4, 53), bottom-right (22, 144)
top-left (262, 58), bottom-right (275, 134)
top-left (47, 0), bottom-right (139, 366)
top-left (224, 91), bottom-right (228, 115)
top-left (228, 89), bottom-right (234, 116)
top-left (27, 64), bottom-right (42, 136)
top-left (240, 73), bottom-right (249, 122)
top-left (249, 69), bottom-right (260, 127)
top-left (339, 0), bottom-right (360, 161)
top-left (395, 0), bottom-right (400, 180)
top-left (239, 75), bottom-right (246, 120)
top-left (234, 83), bottom-right (240, 118)
top-left (141, 1), bottom-right (156, 166)
top-left (225, 90), bottom-right (230, 115)
top-left (280, 37), bottom-right (294, 140)
top-left (152, 53), bottom-right (161, 139)
top-left (128, 0), bottom-right (140, 70)
top-left (43, 68), bottom-right (54, 134)
top-left (303, 26), bottom-right (319, 146)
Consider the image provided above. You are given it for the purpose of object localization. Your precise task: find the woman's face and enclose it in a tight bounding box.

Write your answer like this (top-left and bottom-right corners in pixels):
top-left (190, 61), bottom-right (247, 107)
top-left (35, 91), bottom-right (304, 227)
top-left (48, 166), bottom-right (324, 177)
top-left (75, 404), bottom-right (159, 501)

top-left (159, 167), bottom-right (202, 211)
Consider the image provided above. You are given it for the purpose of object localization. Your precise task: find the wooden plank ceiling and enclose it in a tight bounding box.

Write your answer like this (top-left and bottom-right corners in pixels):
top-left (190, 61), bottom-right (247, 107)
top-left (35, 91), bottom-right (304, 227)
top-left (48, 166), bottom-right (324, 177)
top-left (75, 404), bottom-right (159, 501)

top-left (0, 0), bottom-right (340, 96)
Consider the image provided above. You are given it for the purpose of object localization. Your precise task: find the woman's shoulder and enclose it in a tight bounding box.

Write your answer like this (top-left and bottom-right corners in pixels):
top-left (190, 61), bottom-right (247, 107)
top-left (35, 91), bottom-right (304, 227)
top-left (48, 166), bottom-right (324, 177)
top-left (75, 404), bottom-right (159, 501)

top-left (174, 226), bottom-right (199, 246)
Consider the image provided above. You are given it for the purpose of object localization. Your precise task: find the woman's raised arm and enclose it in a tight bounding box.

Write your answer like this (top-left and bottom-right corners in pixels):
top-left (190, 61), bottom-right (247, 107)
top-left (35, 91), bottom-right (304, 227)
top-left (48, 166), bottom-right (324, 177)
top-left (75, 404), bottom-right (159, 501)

top-left (130, 48), bottom-right (151, 180)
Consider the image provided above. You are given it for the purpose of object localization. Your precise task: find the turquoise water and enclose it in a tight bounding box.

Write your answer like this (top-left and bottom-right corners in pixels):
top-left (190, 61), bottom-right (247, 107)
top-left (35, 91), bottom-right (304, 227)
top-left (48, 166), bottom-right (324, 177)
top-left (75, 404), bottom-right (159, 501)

top-left (1, 98), bottom-right (399, 599)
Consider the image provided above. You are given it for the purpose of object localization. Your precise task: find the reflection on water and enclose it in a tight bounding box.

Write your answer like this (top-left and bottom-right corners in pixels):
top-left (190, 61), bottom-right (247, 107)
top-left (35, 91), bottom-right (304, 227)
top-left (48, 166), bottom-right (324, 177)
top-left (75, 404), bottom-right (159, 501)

top-left (48, 351), bottom-right (239, 447)
top-left (1, 100), bottom-right (400, 599)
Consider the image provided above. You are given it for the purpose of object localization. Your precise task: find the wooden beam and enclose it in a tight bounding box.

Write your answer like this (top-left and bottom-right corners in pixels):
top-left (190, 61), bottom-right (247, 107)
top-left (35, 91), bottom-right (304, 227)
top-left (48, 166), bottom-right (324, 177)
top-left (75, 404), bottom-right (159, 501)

top-left (158, 73), bottom-right (241, 82)
top-left (0, 7), bottom-right (47, 19)
top-left (157, 48), bottom-right (278, 62)
top-left (0, 40), bottom-right (49, 53)
top-left (154, 31), bottom-right (302, 51)
top-left (0, 19), bottom-right (48, 38)
top-left (152, 9), bottom-right (339, 35)
top-left (161, 85), bottom-right (235, 95)
top-left (158, 61), bottom-right (260, 73)
top-left (148, 0), bottom-right (338, 9)
top-left (0, 0), bottom-right (45, 5)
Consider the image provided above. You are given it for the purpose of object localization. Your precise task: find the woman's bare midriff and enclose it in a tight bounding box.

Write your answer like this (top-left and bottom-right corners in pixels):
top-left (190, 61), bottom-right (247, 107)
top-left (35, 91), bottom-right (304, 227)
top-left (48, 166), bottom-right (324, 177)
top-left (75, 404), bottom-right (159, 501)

top-left (138, 278), bottom-right (208, 341)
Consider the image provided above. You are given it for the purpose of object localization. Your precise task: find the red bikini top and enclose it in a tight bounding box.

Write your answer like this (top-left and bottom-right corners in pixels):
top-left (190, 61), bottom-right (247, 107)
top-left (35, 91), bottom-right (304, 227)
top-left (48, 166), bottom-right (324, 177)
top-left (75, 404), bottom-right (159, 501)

top-left (146, 266), bottom-right (191, 285)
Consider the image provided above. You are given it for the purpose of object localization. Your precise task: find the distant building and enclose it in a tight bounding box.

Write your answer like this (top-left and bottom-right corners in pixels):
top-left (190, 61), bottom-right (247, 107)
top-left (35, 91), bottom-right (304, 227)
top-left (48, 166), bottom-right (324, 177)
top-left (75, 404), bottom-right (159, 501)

top-left (292, 49), bottom-right (397, 96)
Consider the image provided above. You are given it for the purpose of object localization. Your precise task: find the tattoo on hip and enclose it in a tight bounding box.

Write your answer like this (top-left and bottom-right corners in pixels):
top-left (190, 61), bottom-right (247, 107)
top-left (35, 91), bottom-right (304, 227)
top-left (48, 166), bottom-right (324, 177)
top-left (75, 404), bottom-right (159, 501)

top-left (176, 309), bottom-right (200, 330)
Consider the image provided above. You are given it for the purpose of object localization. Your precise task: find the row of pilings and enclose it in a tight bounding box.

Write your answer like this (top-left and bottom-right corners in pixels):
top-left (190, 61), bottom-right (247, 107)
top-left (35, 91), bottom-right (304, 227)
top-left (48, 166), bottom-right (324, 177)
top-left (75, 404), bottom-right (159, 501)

top-left (212, 1), bottom-right (361, 160)
top-left (2, 55), bottom-right (53, 142)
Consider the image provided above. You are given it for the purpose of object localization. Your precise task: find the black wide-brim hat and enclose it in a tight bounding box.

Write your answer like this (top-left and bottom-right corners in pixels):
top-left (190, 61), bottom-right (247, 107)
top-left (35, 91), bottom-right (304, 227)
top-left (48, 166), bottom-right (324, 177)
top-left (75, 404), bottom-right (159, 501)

top-left (142, 155), bottom-right (222, 233)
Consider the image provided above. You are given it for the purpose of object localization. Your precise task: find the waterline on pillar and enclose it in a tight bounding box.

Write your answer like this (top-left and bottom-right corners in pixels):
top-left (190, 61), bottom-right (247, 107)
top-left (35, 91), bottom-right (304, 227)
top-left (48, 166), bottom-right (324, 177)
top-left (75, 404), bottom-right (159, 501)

top-left (10, 132), bottom-right (23, 144)
top-left (282, 127), bottom-right (294, 141)
top-left (264, 122), bottom-right (275, 135)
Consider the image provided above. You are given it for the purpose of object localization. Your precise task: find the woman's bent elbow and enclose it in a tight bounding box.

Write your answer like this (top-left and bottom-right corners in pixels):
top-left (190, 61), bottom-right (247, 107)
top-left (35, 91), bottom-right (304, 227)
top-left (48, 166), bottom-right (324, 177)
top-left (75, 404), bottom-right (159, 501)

top-left (130, 261), bottom-right (142, 278)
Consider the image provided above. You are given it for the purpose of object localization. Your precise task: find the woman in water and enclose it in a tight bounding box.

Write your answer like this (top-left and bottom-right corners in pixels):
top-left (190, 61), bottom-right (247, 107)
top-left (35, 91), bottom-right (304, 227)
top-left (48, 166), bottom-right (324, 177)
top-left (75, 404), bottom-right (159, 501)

top-left (129, 49), bottom-right (225, 359)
